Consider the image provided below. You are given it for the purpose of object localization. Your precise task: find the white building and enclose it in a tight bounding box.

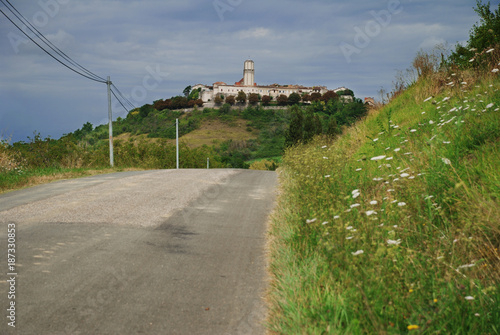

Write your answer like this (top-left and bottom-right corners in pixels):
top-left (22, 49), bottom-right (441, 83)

top-left (193, 60), bottom-right (337, 103)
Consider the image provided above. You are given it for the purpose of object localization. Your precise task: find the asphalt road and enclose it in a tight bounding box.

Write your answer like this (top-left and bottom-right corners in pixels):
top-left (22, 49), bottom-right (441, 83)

top-left (0, 169), bottom-right (278, 334)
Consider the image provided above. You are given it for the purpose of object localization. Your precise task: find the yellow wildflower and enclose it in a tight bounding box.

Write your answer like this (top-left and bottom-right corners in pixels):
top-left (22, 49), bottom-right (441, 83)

top-left (408, 325), bottom-right (420, 330)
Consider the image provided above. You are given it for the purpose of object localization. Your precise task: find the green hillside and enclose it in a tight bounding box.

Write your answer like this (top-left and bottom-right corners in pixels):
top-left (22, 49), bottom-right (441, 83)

top-left (266, 3), bottom-right (500, 331)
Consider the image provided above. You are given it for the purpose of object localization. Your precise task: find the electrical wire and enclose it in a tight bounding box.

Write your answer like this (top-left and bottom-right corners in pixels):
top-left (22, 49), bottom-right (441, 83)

top-left (1, 1), bottom-right (142, 118)
top-left (0, 0), bottom-right (106, 83)
top-left (111, 84), bottom-right (136, 110)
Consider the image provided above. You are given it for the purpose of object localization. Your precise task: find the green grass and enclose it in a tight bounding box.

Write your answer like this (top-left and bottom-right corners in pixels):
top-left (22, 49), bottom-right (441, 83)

top-left (0, 167), bottom-right (132, 194)
top-left (267, 74), bottom-right (500, 334)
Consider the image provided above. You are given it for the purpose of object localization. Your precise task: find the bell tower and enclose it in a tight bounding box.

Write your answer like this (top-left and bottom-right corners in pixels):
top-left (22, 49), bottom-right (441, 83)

top-left (243, 59), bottom-right (255, 86)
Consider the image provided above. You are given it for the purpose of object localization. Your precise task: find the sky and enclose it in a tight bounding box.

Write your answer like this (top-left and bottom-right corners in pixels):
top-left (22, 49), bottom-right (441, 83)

top-left (0, 0), bottom-right (492, 143)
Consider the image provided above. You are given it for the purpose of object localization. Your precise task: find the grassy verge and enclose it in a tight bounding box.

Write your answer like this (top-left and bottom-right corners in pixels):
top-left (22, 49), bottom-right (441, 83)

top-left (267, 74), bottom-right (500, 333)
top-left (0, 167), bottom-right (139, 194)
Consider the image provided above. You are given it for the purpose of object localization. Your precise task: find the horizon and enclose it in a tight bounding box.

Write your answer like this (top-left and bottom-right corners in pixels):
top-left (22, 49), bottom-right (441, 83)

top-left (0, 0), bottom-right (484, 143)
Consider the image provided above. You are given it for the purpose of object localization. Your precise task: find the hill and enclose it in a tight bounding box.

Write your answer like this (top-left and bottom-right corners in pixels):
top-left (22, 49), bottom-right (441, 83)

top-left (265, 3), bottom-right (500, 329)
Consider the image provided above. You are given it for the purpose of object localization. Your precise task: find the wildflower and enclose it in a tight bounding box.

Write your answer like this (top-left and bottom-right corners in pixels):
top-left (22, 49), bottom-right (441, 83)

top-left (322, 145), bottom-right (327, 148)
top-left (400, 173), bottom-right (410, 178)
top-left (475, 313), bottom-right (480, 317)
top-left (306, 218), bottom-right (317, 224)
top-left (324, 175), bottom-right (331, 178)
top-left (366, 210), bottom-right (377, 216)
top-left (346, 226), bottom-right (354, 230)
top-left (322, 221), bottom-right (329, 225)
top-left (410, 129), bottom-right (417, 133)
top-left (385, 157), bottom-right (393, 160)
top-left (469, 58), bottom-right (475, 62)
top-left (346, 236), bottom-right (354, 240)
top-left (373, 138), bottom-right (379, 142)
top-left (387, 239), bottom-right (401, 245)
top-left (323, 157), bottom-right (328, 160)
top-left (465, 296), bottom-right (474, 300)
top-left (398, 202), bottom-right (407, 207)
top-left (373, 177), bottom-right (383, 181)
top-left (351, 250), bottom-right (364, 256)
top-left (371, 155), bottom-right (386, 161)
top-left (486, 103), bottom-right (494, 109)
top-left (442, 97), bottom-right (450, 102)
top-left (429, 120), bottom-right (434, 124)
top-left (350, 203), bottom-right (360, 208)
top-left (352, 193), bottom-right (360, 199)
top-left (442, 158), bottom-right (451, 165)
top-left (492, 69), bottom-right (499, 73)
top-left (355, 168), bottom-right (362, 171)
top-left (387, 189), bottom-right (395, 192)
top-left (424, 96), bottom-right (433, 102)
top-left (433, 299), bottom-right (438, 303)
top-left (408, 325), bottom-right (420, 330)
top-left (334, 215), bottom-right (340, 219)
top-left (394, 148), bottom-right (401, 152)
top-left (486, 48), bottom-right (495, 53)
top-left (370, 200), bottom-right (378, 205)
top-left (443, 141), bottom-right (451, 144)
top-left (457, 263), bottom-right (475, 269)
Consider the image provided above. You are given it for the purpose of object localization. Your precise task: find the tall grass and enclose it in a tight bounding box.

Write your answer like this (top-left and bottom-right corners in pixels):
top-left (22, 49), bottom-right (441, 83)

top-left (267, 72), bottom-right (500, 333)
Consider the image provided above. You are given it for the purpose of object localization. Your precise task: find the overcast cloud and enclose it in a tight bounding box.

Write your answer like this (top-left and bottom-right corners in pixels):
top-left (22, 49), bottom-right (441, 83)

top-left (0, 0), bottom-right (487, 142)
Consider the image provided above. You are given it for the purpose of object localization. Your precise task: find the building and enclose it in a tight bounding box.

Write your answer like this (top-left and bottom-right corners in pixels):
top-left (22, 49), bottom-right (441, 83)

top-left (193, 60), bottom-right (339, 103)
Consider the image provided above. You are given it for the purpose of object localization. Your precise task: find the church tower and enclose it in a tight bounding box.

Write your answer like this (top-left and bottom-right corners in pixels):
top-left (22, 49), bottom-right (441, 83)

top-left (243, 59), bottom-right (255, 86)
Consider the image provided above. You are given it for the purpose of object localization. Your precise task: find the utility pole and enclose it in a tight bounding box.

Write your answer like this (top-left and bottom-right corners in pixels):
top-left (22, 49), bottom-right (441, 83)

top-left (176, 118), bottom-right (179, 169)
top-left (107, 76), bottom-right (114, 167)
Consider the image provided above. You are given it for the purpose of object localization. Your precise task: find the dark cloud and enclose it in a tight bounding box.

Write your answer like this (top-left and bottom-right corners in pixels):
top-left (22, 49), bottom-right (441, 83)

top-left (0, 0), bottom-right (483, 142)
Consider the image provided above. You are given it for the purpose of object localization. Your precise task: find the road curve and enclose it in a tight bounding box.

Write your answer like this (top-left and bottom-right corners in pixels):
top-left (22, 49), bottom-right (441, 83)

top-left (0, 169), bottom-right (278, 334)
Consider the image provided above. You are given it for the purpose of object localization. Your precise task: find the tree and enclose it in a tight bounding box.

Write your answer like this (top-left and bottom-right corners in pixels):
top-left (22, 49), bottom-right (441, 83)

top-left (219, 103), bottom-right (231, 114)
top-left (237, 90), bottom-right (247, 104)
top-left (321, 90), bottom-right (339, 102)
top-left (262, 95), bottom-right (271, 106)
top-left (285, 105), bottom-right (303, 147)
top-left (277, 94), bottom-right (288, 106)
top-left (303, 109), bottom-right (316, 142)
top-left (214, 95), bottom-right (223, 105)
top-left (313, 115), bottom-right (323, 135)
top-left (139, 104), bottom-right (154, 118)
top-left (302, 93), bottom-right (311, 103)
top-left (288, 92), bottom-right (301, 105)
top-left (183, 85), bottom-right (192, 97)
top-left (248, 93), bottom-right (259, 105)
top-left (449, 1), bottom-right (500, 68)
top-left (326, 116), bottom-right (340, 136)
top-left (226, 95), bottom-right (235, 105)
top-left (81, 122), bottom-right (93, 134)
top-left (311, 92), bottom-right (322, 101)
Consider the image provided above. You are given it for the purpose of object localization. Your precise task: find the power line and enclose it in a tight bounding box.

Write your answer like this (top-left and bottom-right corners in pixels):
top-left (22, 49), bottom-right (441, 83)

top-left (0, 0), bottom-right (107, 83)
top-left (2, 0), bottom-right (106, 83)
top-left (111, 84), bottom-right (136, 110)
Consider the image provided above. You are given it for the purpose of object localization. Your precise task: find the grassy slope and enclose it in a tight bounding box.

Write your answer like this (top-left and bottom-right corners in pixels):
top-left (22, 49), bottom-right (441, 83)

top-left (267, 74), bottom-right (500, 334)
top-left (115, 118), bottom-right (258, 148)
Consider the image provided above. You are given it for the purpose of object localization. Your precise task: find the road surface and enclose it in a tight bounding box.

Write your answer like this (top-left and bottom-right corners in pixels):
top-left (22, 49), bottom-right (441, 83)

top-left (0, 169), bottom-right (278, 334)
